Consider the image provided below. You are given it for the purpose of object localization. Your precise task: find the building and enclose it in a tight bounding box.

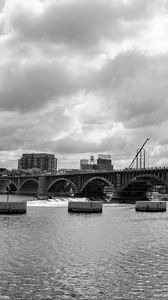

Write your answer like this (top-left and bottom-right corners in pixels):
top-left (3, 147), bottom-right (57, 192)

top-left (80, 155), bottom-right (113, 172)
top-left (97, 157), bottom-right (113, 171)
top-left (18, 153), bottom-right (57, 173)
top-left (80, 159), bottom-right (89, 169)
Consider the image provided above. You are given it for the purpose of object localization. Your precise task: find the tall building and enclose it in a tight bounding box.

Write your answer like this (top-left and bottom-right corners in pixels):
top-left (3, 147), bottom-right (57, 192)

top-left (18, 153), bottom-right (57, 173)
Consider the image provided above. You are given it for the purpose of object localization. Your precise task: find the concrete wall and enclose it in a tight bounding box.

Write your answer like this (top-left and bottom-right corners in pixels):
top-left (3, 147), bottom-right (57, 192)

top-left (68, 201), bottom-right (102, 213)
top-left (135, 201), bottom-right (166, 212)
top-left (0, 202), bottom-right (27, 214)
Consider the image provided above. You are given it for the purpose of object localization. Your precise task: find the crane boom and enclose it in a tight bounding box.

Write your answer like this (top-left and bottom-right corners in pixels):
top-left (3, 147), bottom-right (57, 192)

top-left (129, 138), bottom-right (149, 169)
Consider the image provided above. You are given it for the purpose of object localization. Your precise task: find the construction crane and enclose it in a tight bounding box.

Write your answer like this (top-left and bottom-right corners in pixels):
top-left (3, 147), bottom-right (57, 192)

top-left (129, 138), bottom-right (149, 169)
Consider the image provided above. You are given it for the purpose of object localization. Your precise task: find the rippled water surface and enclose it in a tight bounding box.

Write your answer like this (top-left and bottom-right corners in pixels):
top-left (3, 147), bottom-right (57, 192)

top-left (0, 196), bottom-right (168, 299)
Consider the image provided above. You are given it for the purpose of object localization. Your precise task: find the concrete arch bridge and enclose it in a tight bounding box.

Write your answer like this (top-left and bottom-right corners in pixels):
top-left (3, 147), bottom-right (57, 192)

top-left (1, 167), bottom-right (168, 199)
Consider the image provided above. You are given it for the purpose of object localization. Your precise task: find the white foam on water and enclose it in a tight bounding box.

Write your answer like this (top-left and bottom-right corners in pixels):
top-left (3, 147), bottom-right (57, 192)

top-left (28, 198), bottom-right (68, 207)
top-left (27, 197), bottom-right (88, 207)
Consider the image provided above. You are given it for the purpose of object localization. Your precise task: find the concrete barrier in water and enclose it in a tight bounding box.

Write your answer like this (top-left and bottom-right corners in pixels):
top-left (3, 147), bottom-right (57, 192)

top-left (0, 202), bottom-right (27, 214)
top-left (135, 201), bottom-right (166, 212)
top-left (68, 201), bottom-right (102, 213)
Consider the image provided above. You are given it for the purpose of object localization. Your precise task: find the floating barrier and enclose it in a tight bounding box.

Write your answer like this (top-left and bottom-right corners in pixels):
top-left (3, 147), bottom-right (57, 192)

top-left (68, 201), bottom-right (102, 213)
top-left (135, 201), bottom-right (166, 212)
top-left (0, 202), bottom-right (27, 214)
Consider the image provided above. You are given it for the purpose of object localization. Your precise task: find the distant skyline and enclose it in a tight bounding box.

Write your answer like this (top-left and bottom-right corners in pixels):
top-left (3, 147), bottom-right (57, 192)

top-left (0, 0), bottom-right (168, 169)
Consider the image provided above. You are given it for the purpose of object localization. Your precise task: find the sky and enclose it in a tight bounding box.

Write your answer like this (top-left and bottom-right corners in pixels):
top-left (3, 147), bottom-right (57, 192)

top-left (0, 0), bottom-right (168, 170)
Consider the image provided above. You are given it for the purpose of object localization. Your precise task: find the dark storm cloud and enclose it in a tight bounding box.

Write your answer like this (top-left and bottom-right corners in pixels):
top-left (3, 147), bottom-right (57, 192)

top-left (5, 0), bottom-right (156, 50)
top-left (0, 59), bottom-right (80, 112)
top-left (0, 0), bottom-right (168, 168)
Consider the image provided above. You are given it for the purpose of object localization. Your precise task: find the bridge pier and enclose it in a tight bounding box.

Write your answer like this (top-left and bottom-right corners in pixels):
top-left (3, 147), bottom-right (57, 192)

top-left (0, 180), bottom-right (10, 194)
top-left (38, 176), bottom-right (48, 195)
top-left (116, 173), bottom-right (121, 191)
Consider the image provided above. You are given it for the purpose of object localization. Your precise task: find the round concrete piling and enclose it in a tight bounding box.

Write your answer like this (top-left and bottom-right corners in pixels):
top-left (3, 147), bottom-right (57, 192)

top-left (0, 201), bottom-right (27, 214)
top-left (135, 201), bottom-right (166, 212)
top-left (68, 201), bottom-right (102, 213)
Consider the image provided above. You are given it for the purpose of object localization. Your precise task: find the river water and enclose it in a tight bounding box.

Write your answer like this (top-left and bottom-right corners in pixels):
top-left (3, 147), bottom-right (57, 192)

top-left (0, 195), bottom-right (168, 299)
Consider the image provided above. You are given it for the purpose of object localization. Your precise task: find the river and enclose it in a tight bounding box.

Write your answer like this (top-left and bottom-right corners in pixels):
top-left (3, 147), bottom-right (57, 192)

top-left (0, 194), bottom-right (168, 299)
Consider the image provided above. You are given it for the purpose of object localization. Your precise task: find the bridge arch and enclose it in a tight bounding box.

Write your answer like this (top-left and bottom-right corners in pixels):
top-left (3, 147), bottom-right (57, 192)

top-left (118, 173), bottom-right (168, 199)
top-left (120, 173), bottom-right (168, 192)
top-left (19, 179), bottom-right (39, 195)
top-left (0, 179), bottom-right (18, 193)
top-left (7, 181), bottom-right (18, 192)
top-left (80, 176), bottom-right (115, 196)
top-left (135, 174), bottom-right (168, 187)
top-left (47, 178), bottom-right (78, 195)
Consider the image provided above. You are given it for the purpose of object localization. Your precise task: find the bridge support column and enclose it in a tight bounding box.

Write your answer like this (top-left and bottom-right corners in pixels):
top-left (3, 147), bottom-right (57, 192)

top-left (38, 176), bottom-right (47, 195)
top-left (116, 173), bottom-right (121, 190)
top-left (0, 180), bottom-right (10, 194)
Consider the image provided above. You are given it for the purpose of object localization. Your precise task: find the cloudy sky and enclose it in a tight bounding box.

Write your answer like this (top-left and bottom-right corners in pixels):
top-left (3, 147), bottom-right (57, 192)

top-left (0, 0), bottom-right (168, 169)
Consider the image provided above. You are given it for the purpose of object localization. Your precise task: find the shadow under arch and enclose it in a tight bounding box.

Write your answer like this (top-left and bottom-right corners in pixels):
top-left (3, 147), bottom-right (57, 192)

top-left (7, 181), bottom-right (18, 192)
top-left (19, 179), bottom-right (39, 195)
top-left (0, 179), bottom-right (18, 193)
top-left (120, 173), bottom-right (168, 192)
top-left (47, 178), bottom-right (78, 195)
top-left (80, 176), bottom-right (116, 197)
